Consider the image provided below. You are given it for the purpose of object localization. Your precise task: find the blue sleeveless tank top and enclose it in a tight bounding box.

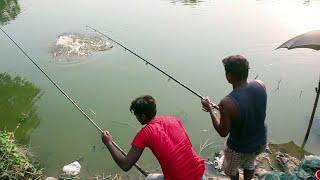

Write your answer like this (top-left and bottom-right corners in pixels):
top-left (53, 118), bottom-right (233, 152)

top-left (226, 81), bottom-right (267, 153)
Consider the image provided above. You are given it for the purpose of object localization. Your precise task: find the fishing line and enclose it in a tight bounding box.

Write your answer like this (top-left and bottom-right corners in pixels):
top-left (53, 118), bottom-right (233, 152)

top-left (0, 27), bottom-right (148, 177)
top-left (86, 25), bottom-right (220, 110)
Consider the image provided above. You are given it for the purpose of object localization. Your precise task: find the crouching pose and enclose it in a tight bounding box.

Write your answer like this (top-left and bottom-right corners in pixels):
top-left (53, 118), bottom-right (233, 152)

top-left (102, 95), bottom-right (205, 180)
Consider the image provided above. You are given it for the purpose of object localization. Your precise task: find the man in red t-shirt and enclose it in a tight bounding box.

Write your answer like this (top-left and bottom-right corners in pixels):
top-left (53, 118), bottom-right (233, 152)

top-left (101, 95), bottom-right (204, 179)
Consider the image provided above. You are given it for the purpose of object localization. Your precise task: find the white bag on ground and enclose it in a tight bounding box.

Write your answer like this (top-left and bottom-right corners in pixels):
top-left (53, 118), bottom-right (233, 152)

top-left (62, 161), bottom-right (81, 176)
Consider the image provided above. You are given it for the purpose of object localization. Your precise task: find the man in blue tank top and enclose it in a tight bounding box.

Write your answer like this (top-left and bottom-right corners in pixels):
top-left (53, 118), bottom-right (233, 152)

top-left (201, 55), bottom-right (267, 180)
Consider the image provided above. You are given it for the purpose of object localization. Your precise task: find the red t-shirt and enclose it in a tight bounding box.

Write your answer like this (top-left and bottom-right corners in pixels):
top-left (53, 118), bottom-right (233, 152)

top-left (131, 115), bottom-right (204, 180)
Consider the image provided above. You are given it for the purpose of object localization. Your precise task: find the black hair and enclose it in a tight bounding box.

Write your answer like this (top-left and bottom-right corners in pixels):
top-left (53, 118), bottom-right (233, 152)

top-left (130, 95), bottom-right (157, 120)
top-left (222, 55), bottom-right (249, 81)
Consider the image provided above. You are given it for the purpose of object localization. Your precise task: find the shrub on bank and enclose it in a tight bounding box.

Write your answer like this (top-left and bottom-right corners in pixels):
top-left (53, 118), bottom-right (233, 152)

top-left (0, 131), bottom-right (43, 179)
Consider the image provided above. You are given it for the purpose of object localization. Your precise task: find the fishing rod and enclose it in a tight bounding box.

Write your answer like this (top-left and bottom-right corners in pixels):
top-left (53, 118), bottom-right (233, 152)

top-left (0, 27), bottom-right (148, 177)
top-left (86, 25), bottom-right (220, 111)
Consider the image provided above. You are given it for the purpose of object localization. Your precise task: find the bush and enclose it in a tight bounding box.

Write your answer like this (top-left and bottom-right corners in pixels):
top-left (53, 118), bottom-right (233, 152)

top-left (0, 131), bottom-right (43, 179)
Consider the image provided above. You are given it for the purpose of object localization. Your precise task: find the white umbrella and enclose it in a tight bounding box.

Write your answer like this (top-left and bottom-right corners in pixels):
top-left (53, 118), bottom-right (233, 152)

top-left (276, 30), bottom-right (320, 50)
top-left (276, 30), bottom-right (320, 149)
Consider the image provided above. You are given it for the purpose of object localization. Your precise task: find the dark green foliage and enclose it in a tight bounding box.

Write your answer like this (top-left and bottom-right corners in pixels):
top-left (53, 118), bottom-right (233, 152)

top-left (0, 0), bottom-right (21, 25)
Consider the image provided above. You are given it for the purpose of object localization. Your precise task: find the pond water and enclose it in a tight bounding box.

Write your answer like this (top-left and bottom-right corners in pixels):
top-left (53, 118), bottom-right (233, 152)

top-left (1, 0), bottom-right (320, 178)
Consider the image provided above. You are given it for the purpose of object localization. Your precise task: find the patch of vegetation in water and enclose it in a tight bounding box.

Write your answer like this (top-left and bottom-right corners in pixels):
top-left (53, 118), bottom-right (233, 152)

top-left (52, 33), bottom-right (113, 58)
top-left (0, 131), bottom-right (43, 179)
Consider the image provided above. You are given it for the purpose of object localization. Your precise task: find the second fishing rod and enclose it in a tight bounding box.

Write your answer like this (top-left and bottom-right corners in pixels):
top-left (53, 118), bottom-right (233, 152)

top-left (86, 25), bottom-right (220, 111)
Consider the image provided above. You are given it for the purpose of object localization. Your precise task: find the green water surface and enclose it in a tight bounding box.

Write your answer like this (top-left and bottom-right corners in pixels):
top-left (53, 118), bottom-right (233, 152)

top-left (0, 0), bottom-right (320, 178)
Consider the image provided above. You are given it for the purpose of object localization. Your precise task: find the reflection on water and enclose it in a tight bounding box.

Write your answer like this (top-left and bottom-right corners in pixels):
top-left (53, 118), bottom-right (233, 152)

top-left (170, 0), bottom-right (204, 5)
top-left (0, 73), bottom-right (42, 143)
top-left (168, 0), bottom-right (318, 6)
top-left (256, 0), bottom-right (316, 6)
top-left (304, 0), bottom-right (311, 5)
top-left (302, 0), bottom-right (319, 5)
top-left (0, 0), bottom-right (21, 25)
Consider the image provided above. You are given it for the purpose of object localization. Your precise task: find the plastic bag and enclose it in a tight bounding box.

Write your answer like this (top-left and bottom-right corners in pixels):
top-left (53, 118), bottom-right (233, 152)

top-left (62, 161), bottom-right (81, 176)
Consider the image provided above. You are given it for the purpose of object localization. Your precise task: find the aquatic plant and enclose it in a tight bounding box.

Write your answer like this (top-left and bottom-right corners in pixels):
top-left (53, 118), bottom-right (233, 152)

top-left (0, 131), bottom-right (43, 179)
top-left (52, 33), bottom-right (113, 58)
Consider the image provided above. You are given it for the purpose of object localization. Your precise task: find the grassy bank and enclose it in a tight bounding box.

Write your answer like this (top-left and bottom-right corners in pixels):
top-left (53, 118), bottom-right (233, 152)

top-left (0, 131), bottom-right (43, 179)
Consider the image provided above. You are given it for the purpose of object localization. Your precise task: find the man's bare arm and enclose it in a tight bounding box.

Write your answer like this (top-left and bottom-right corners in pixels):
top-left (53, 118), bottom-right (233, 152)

top-left (102, 131), bottom-right (143, 171)
top-left (202, 97), bottom-right (235, 137)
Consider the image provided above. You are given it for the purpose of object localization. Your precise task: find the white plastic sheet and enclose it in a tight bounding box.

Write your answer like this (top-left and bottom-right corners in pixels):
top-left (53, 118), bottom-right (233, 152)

top-left (62, 161), bottom-right (81, 176)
